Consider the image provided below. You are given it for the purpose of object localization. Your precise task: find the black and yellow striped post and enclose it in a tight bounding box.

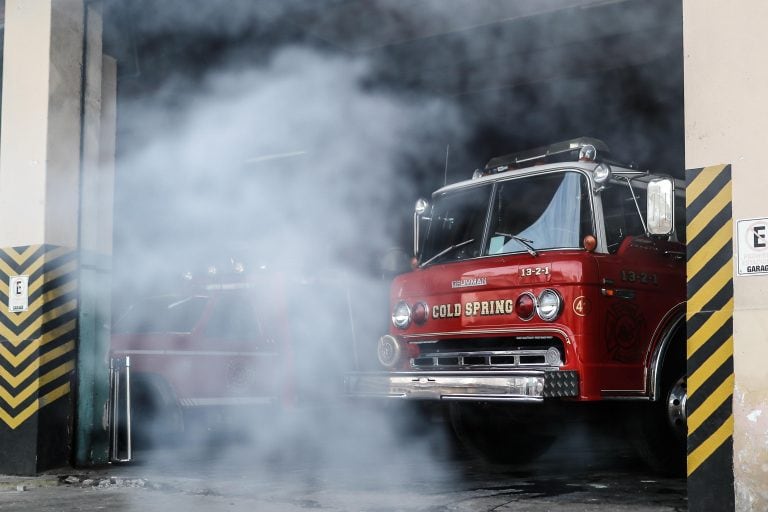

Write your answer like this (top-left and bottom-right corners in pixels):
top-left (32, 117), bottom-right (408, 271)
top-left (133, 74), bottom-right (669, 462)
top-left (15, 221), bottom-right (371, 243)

top-left (686, 164), bottom-right (735, 511)
top-left (0, 245), bottom-right (78, 474)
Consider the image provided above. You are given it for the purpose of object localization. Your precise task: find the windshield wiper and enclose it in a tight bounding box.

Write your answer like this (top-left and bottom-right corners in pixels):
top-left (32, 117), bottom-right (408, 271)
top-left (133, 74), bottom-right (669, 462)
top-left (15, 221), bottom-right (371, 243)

top-left (420, 238), bottom-right (475, 267)
top-left (495, 232), bottom-right (538, 257)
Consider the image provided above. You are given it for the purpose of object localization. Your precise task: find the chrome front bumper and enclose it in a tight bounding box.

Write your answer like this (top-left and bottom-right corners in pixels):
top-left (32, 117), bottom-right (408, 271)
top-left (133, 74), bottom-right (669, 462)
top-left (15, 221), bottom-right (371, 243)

top-left (345, 370), bottom-right (579, 402)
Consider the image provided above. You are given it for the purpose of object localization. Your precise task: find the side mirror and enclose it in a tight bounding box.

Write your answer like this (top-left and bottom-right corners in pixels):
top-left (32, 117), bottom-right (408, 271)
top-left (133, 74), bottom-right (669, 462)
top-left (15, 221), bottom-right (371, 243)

top-left (413, 198), bottom-right (430, 257)
top-left (647, 178), bottom-right (674, 236)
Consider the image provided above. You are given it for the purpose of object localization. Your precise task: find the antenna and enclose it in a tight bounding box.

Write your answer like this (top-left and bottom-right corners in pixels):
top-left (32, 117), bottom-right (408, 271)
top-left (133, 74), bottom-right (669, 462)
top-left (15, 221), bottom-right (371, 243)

top-left (443, 144), bottom-right (450, 186)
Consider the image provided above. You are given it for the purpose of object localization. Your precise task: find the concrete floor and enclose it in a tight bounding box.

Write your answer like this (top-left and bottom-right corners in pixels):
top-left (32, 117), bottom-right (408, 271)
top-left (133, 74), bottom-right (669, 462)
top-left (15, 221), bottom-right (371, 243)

top-left (0, 402), bottom-right (686, 511)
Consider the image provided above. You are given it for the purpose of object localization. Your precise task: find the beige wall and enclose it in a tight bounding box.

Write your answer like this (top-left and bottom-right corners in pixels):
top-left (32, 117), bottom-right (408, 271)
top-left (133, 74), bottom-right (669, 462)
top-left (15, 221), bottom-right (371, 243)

top-left (684, 1), bottom-right (768, 508)
top-left (0, 0), bottom-right (85, 248)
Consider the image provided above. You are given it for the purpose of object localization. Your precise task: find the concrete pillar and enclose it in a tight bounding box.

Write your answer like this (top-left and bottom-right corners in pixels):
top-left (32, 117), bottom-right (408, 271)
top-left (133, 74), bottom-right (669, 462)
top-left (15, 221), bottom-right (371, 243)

top-left (0, 0), bottom-right (113, 473)
top-left (683, 0), bottom-right (768, 509)
top-left (75, 2), bottom-right (115, 466)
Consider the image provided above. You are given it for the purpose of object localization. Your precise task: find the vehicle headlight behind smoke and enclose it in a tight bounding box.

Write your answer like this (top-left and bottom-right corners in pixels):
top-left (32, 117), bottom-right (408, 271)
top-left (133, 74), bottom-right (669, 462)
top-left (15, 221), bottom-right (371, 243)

top-left (377, 335), bottom-right (402, 368)
top-left (536, 289), bottom-right (562, 322)
top-left (392, 301), bottom-right (412, 329)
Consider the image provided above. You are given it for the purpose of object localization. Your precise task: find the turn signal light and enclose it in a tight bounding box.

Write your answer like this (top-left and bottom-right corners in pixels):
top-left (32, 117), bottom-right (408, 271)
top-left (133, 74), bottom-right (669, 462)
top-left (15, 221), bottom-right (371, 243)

top-left (515, 292), bottom-right (536, 321)
top-left (412, 302), bottom-right (429, 325)
top-left (583, 235), bottom-right (597, 252)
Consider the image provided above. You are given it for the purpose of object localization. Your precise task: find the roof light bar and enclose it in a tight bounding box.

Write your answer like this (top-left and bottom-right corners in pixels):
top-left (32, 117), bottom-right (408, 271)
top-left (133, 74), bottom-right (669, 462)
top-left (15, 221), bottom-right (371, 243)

top-left (483, 137), bottom-right (611, 175)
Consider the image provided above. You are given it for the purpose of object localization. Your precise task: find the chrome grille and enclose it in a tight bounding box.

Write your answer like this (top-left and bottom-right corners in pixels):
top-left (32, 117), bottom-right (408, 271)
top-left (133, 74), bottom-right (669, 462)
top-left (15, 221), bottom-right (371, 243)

top-left (411, 348), bottom-right (560, 369)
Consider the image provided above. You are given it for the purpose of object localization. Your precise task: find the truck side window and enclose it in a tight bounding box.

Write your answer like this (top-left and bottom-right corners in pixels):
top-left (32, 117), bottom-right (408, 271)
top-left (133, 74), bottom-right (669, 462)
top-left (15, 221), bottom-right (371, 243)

top-left (602, 182), bottom-right (647, 253)
top-left (113, 296), bottom-right (208, 334)
top-left (204, 294), bottom-right (262, 341)
top-left (674, 194), bottom-right (686, 244)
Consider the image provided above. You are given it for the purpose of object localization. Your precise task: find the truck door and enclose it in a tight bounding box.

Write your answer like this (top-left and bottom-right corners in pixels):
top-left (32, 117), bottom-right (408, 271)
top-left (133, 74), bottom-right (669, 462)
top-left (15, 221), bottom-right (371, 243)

top-left (595, 181), bottom-right (684, 395)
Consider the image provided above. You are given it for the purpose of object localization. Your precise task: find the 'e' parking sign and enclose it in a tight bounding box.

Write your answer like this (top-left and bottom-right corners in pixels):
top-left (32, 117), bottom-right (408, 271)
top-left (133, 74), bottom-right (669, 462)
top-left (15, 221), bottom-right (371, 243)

top-left (8, 275), bottom-right (29, 312)
top-left (737, 217), bottom-right (768, 275)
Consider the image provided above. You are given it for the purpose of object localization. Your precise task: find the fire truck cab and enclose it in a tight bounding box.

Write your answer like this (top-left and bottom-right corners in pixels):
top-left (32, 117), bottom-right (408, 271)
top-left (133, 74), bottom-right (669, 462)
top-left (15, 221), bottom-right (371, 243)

top-left (109, 263), bottom-right (359, 459)
top-left (346, 137), bottom-right (686, 472)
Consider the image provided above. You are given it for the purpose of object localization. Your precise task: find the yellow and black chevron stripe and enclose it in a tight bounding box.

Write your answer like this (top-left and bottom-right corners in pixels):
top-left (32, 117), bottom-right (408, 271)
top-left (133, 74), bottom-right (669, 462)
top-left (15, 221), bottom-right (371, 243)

top-left (0, 245), bottom-right (77, 430)
top-left (686, 164), bottom-right (735, 511)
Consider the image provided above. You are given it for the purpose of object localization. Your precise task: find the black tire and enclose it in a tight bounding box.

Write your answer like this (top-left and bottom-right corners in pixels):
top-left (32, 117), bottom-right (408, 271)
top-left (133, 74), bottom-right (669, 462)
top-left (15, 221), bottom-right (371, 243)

top-left (448, 402), bottom-right (556, 465)
top-left (130, 375), bottom-right (184, 449)
top-left (628, 355), bottom-right (687, 476)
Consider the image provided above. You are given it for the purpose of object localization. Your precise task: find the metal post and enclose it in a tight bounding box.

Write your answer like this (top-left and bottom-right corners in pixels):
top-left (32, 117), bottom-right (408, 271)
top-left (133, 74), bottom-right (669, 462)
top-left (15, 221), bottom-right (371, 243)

top-left (108, 356), bottom-right (131, 462)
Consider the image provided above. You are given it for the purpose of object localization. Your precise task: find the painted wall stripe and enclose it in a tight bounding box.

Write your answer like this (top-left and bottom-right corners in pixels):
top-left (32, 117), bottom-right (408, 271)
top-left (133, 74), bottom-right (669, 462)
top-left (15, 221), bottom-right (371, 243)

top-left (687, 183), bottom-right (732, 241)
top-left (686, 207), bottom-right (732, 257)
top-left (0, 318), bottom-right (78, 369)
top-left (686, 168), bottom-right (720, 207)
top-left (0, 282), bottom-right (78, 345)
top-left (688, 374), bottom-right (734, 434)
top-left (687, 222), bottom-right (733, 278)
top-left (0, 245), bottom-right (77, 430)
top-left (688, 414), bottom-right (734, 477)
top-left (0, 361), bottom-right (75, 409)
top-left (688, 336), bottom-right (733, 396)
top-left (687, 264), bottom-right (733, 314)
top-left (685, 164), bottom-right (734, 511)
top-left (686, 183), bottom-right (732, 240)
top-left (687, 300), bottom-right (733, 354)
top-left (686, 166), bottom-right (732, 215)
top-left (0, 340), bottom-right (76, 388)
top-left (0, 383), bottom-right (71, 430)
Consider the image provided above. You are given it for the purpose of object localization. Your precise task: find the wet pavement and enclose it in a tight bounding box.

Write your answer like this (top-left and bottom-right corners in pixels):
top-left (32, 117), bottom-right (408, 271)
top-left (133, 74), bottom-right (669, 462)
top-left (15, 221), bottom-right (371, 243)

top-left (0, 403), bottom-right (686, 511)
top-left (0, 469), bottom-right (686, 512)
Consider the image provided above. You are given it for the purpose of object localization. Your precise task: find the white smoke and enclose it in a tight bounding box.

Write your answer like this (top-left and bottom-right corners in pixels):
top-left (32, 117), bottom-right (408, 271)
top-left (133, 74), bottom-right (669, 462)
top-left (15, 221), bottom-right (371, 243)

top-left (115, 46), bottom-right (463, 286)
top-left (111, 37), bottom-right (467, 501)
top-left (104, 0), bottom-right (685, 505)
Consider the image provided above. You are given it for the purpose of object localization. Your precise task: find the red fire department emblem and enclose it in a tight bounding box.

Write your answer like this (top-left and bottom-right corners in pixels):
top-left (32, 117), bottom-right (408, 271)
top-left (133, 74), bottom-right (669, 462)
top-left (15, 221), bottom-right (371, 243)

top-left (225, 361), bottom-right (257, 391)
top-left (605, 302), bottom-right (646, 362)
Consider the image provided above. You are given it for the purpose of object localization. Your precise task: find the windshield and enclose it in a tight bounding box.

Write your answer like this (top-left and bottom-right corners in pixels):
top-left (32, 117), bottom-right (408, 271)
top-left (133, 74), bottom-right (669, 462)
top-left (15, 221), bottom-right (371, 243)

top-left (113, 295), bottom-right (209, 334)
top-left (420, 184), bottom-right (492, 266)
top-left (420, 171), bottom-right (592, 265)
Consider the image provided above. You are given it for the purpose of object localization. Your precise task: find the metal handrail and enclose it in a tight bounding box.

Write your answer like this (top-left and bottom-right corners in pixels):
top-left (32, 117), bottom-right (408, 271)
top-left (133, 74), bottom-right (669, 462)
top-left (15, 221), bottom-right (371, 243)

top-left (108, 356), bottom-right (132, 462)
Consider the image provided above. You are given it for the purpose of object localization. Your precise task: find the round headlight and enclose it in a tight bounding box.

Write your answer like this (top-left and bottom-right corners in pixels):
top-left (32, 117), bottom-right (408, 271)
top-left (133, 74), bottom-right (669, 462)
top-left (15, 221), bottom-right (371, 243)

top-left (537, 289), bottom-right (562, 322)
top-left (415, 198), bottom-right (429, 215)
top-left (392, 301), bottom-right (412, 329)
top-left (515, 292), bottom-right (536, 321)
top-left (377, 335), bottom-right (402, 368)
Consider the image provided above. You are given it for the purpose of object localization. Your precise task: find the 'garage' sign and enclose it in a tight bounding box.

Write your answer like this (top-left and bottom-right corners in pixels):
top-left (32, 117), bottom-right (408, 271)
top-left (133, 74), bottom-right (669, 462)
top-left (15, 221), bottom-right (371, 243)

top-left (8, 275), bottom-right (29, 312)
top-left (737, 217), bottom-right (768, 275)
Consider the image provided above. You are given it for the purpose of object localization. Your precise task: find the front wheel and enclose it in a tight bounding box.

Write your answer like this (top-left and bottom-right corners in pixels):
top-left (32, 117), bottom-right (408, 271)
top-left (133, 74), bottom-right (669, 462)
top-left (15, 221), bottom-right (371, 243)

top-left (628, 373), bottom-right (687, 475)
top-left (130, 375), bottom-right (184, 449)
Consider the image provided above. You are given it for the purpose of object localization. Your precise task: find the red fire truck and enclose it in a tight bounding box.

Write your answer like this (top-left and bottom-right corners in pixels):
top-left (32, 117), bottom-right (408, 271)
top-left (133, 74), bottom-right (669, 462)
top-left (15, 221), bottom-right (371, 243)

top-left (346, 138), bottom-right (687, 472)
top-left (108, 263), bottom-right (360, 460)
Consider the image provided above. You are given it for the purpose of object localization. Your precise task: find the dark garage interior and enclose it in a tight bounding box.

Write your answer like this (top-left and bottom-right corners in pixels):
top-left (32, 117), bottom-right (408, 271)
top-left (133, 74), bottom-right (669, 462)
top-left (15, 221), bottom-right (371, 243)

top-left (101, 0), bottom-right (684, 303)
